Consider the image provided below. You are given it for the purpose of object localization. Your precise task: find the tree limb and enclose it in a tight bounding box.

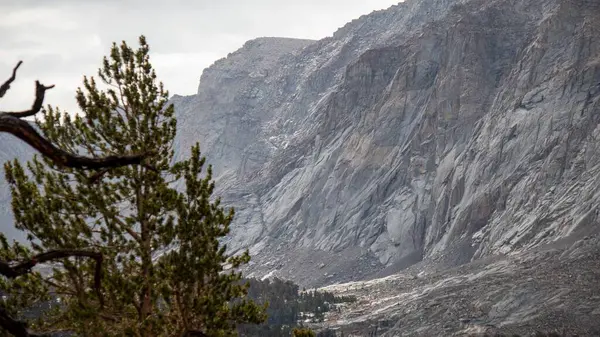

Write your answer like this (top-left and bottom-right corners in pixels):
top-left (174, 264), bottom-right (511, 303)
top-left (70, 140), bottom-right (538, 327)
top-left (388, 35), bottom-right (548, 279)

top-left (0, 250), bottom-right (105, 336)
top-left (0, 249), bottom-right (104, 303)
top-left (0, 113), bottom-right (147, 169)
top-left (0, 250), bottom-right (101, 280)
top-left (4, 81), bottom-right (54, 118)
top-left (87, 162), bottom-right (159, 184)
top-left (0, 61), bottom-right (150, 169)
top-left (0, 61), bottom-right (22, 99)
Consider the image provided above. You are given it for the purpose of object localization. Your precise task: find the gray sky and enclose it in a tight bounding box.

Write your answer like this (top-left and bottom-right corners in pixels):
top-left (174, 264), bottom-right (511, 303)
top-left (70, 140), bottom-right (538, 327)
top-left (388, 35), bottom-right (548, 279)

top-left (0, 0), bottom-right (401, 115)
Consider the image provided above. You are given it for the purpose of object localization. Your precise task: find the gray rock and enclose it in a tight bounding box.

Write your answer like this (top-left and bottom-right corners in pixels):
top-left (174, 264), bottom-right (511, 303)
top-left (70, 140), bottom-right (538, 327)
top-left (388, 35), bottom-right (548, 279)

top-left (314, 234), bottom-right (600, 336)
top-left (171, 0), bottom-right (600, 291)
top-left (2, 0), bottom-right (600, 334)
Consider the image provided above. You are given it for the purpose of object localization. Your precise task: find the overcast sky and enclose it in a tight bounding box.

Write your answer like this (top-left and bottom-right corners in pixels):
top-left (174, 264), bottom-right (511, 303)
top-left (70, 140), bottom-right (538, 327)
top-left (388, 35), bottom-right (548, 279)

top-left (0, 0), bottom-right (401, 115)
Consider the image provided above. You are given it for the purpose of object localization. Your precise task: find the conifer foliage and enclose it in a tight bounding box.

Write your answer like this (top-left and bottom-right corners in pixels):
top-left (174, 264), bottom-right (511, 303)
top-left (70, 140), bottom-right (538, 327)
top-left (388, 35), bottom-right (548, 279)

top-left (1, 36), bottom-right (265, 336)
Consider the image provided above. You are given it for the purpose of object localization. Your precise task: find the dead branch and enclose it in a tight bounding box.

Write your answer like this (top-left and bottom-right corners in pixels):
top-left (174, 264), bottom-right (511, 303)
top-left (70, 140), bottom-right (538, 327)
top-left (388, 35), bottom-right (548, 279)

top-left (0, 249), bottom-right (104, 305)
top-left (0, 250), bottom-right (104, 336)
top-left (4, 81), bottom-right (55, 118)
top-left (0, 61), bottom-right (22, 99)
top-left (0, 61), bottom-right (150, 169)
top-left (0, 249), bottom-right (101, 280)
top-left (0, 113), bottom-right (148, 169)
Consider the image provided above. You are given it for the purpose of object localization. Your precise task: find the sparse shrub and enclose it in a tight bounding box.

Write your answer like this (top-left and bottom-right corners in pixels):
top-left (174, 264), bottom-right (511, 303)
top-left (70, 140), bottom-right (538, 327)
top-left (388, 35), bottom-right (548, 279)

top-left (293, 327), bottom-right (316, 337)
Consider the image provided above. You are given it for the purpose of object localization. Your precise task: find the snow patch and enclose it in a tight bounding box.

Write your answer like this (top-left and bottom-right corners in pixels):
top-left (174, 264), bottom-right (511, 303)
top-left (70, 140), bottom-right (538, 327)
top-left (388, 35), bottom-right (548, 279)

top-left (261, 269), bottom-right (278, 281)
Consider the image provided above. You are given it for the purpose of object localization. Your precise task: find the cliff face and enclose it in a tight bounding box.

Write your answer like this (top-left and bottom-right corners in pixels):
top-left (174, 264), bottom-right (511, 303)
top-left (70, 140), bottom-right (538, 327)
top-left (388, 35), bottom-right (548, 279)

top-left (0, 0), bottom-right (597, 292)
top-left (171, 0), bottom-right (600, 288)
top-left (0, 0), bottom-right (599, 334)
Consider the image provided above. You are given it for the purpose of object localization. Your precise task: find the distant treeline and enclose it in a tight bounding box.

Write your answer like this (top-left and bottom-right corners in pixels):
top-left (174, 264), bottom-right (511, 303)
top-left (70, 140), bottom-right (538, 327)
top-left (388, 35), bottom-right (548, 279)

top-left (238, 277), bottom-right (356, 337)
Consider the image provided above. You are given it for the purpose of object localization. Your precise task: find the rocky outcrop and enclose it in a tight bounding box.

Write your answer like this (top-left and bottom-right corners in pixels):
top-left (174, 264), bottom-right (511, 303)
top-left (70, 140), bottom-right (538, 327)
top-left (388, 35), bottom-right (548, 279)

top-left (172, 37), bottom-right (315, 180)
top-left (171, 0), bottom-right (600, 290)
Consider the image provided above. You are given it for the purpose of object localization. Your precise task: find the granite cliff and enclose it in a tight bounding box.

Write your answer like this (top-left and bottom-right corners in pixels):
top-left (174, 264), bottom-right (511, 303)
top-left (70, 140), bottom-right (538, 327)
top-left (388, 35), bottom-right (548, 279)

top-left (1, 0), bottom-right (599, 334)
top-left (172, 0), bottom-right (600, 288)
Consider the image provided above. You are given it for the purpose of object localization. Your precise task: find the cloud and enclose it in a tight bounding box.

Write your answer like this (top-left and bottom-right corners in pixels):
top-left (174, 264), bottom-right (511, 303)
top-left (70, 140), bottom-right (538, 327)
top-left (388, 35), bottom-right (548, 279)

top-left (0, 1), bottom-right (401, 114)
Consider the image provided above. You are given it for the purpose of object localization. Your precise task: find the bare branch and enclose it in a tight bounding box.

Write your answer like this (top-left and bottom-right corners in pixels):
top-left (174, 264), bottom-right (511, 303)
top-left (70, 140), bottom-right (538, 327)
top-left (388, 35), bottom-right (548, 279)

top-left (5, 81), bottom-right (55, 118)
top-left (1, 250), bottom-right (100, 278)
top-left (0, 249), bottom-right (105, 335)
top-left (0, 61), bottom-right (151, 170)
top-left (0, 249), bottom-right (104, 307)
top-left (88, 163), bottom-right (158, 184)
top-left (0, 61), bottom-right (22, 99)
top-left (0, 113), bottom-right (148, 169)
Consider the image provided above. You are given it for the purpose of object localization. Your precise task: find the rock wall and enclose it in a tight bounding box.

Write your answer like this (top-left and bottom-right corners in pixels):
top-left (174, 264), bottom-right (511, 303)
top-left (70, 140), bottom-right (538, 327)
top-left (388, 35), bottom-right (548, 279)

top-left (0, 0), bottom-right (598, 290)
top-left (172, 0), bottom-right (600, 287)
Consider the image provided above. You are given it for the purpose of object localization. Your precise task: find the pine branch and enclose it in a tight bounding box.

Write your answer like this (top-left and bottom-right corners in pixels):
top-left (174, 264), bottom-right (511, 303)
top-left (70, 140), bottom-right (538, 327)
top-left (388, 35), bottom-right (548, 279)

top-left (87, 163), bottom-right (158, 184)
top-left (0, 249), bottom-right (102, 282)
top-left (0, 61), bottom-right (150, 170)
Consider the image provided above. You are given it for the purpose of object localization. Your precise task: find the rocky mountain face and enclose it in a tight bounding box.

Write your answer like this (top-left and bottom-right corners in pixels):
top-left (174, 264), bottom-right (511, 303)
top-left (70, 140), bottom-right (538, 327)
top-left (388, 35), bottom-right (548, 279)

top-left (0, 134), bottom-right (33, 242)
top-left (172, 0), bottom-right (600, 291)
top-left (1, 0), bottom-right (599, 334)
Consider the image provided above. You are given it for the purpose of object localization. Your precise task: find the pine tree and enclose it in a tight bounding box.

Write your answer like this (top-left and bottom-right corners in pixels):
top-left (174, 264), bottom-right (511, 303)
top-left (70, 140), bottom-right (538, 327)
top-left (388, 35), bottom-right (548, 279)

top-left (1, 36), bottom-right (265, 336)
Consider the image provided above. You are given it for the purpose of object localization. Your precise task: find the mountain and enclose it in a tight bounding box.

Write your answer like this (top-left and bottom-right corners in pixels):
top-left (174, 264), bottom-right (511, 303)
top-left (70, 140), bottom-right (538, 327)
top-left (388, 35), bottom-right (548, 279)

top-left (172, 0), bottom-right (600, 287)
top-left (1, 0), bottom-right (600, 334)
top-left (170, 0), bottom-right (600, 334)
